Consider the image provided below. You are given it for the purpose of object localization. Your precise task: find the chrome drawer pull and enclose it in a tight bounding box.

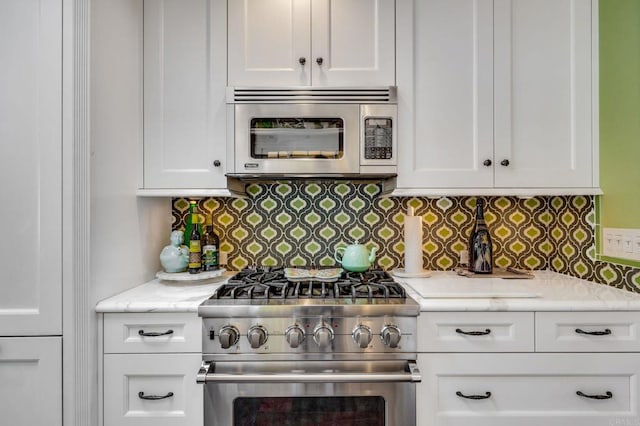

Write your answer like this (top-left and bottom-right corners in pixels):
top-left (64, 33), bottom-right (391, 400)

top-left (576, 390), bottom-right (613, 400)
top-left (456, 391), bottom-right (491, 400)
top-left (138, 329), bottom-right (174, 337)
top-left (138, 391), bottom-right (174, 400)
top-left (575, 328), bottom-right (612, 336)
top-left (455, 328), bottom-right (491, 336)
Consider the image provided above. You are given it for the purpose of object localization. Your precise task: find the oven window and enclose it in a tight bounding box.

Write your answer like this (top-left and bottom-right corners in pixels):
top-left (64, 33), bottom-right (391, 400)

top-left (250, 118), bottom-right (344, 159)
top-left (233, 396), bottom-right (384, 426)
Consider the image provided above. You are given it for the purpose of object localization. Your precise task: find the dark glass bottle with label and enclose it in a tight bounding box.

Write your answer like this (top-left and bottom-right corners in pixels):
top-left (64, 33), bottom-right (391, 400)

top-left (188, 210), bottom-right (202, 274)
top-left (468, 198), bottom-right (493, 274)
top-left (202, 214), bottom-right (219, 271)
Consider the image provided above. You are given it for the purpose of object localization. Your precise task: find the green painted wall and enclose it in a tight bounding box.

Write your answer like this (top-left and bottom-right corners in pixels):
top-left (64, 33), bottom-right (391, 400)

top-left (599, 0), bottom-right (640, 228)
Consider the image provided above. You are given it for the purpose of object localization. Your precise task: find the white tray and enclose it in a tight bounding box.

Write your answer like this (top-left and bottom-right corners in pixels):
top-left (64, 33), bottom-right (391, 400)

top-left (156, 268), bottom-right (226, 282)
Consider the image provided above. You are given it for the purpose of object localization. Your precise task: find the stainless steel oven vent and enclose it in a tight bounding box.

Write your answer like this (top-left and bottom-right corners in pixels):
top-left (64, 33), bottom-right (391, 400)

top-left (227, 86), bottom-right (397, 104)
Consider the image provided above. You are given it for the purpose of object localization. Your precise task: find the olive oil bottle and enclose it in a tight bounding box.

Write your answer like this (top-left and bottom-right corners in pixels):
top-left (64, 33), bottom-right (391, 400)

top-left (202, 214), bottom-right (219, 271)
top-left (188, 208), bottom-right (202, 274)
top-left (184, 200), bottom-right (196, 247)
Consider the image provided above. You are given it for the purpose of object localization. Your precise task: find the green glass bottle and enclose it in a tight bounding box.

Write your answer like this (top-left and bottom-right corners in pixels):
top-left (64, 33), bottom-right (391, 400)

top-left (188, 209), bottom-right (202, 274)
top-left (184, 200), bottom-right (196, 247)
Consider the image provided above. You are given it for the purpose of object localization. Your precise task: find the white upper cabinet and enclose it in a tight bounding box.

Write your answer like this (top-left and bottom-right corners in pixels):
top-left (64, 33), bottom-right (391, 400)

top-left (493, 0), bottom-right (593, 188)
top-left (0, 0), bottom-right (62, 335)
top-left (228, 0), bottom-right (396, 87)
top-left (397, 0), bottom-right (494, 189)
top-left (397, 0), bottom-right (596, 193)
top-left (143, 0), bottom-right (228, 190)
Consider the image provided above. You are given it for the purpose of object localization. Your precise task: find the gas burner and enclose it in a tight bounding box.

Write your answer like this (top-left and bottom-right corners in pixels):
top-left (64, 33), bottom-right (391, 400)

top-left (214, 267), bottom-right (405, 300)
top-left (334, 281), bottom-right (405, 299)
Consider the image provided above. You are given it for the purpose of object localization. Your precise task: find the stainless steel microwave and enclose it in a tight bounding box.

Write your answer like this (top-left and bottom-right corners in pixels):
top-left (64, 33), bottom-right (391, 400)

top-left (226, 87), bottom-right (398, 180)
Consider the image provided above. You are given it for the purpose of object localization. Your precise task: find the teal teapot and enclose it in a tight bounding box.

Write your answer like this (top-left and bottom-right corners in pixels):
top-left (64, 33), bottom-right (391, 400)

top-left (334, 240), bottom-right (377, 272)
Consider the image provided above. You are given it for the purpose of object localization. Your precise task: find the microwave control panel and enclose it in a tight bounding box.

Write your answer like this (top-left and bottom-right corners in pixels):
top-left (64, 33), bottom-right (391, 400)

top-left (364, 117), bottom-right (393, 160)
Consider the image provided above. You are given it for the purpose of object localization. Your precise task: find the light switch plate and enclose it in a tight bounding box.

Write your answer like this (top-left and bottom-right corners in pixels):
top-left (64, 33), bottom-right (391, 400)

top-left (602, 228), bottom-right (640, 261)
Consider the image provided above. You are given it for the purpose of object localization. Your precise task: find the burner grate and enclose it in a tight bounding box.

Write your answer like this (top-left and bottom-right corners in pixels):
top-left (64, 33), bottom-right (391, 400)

top-left (215, 267), bottom-right (405, 300)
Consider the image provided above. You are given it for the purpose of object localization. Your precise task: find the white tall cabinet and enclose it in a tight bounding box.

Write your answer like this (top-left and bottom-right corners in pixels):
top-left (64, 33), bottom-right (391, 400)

top-left (397, 0), bottom-right (596, 191)
top-left (143, 0), bottom-right (228, 190)
top-left (228, 0), bottom-right (396, 87)
top-left (0, 0), bottom-right (63, 424)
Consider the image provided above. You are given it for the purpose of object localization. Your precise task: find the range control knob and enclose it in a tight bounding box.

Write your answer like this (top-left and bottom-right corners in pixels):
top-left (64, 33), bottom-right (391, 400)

top-left (381, 325), bottom-right (401, 348)
top-left (313, 324), bottom-right (334, 348)
top-left (247, 325), bottom-right (268, 349)
top-left (285, 325), bottom-right (305, 348)
top-left (352, 325), bottom-right (372, 349)
top-left (218, 325), bottom-right (239, 349)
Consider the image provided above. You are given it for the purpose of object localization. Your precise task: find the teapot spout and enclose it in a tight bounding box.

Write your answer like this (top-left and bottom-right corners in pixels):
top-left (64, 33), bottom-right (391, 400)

top-left (369, 247), bottom-right (378, 264)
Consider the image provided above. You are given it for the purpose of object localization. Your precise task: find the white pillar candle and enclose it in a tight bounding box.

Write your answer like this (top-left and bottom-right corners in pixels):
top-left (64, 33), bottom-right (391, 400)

top-left (404, 215), bottom-right (423, 274)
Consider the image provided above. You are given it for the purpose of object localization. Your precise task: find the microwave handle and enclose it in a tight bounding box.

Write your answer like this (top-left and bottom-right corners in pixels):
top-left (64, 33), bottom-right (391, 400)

top-left (196, 361), bottom-right (421, 384)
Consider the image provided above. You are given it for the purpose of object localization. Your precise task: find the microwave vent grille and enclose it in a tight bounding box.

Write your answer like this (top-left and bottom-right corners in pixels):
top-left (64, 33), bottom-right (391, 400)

top-left (228, 87), bottom-right (397, 104)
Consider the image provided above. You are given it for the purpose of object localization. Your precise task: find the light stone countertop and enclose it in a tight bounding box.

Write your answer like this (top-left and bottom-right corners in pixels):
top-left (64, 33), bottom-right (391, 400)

top-left (95, 273), bottom-right (231, 313)
top-left (95, 270), bottom-right (640, 313)
top-left (397, 270), bottom-right (640, 311)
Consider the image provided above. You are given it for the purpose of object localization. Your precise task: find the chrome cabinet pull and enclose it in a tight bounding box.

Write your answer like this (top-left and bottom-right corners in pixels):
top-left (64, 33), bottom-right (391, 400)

top-left (455, 328), bottom-right (491, 336)
top-left (576, 390), bottom-right (613, 400)
top-left (138, 391), bottom-right (174, 400)
top-left (456, 391), bottom-right (491, 400)
top-left (138, 329), bottom-right (174, 337)
top-left (575, 328), bottom-right (612, 336)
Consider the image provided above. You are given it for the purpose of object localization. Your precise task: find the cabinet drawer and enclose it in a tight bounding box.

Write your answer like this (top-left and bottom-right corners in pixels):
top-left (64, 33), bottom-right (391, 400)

top-left (417, 353), bottom-right (640, 426)
top-left (417, 312), bottom-right (534, 352)
top-left (104, 353), bottom-right (203, 426)
top-left (536, 311), bottom-right (640, 352)
top-left (104, 313), bottom-right (201, 353)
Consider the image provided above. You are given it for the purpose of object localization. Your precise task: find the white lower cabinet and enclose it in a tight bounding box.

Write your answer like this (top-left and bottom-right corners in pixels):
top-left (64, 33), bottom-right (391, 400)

top-left (104, 353), bottom-right (203, 426)
top-left (102, 313), bottom-right (203, 426)
top-left (417, 353), bottom-right (639, 426)
top-left (416, 311), bottom-right (640, 426)
top-left (0, 337), bottom-right (62, 426)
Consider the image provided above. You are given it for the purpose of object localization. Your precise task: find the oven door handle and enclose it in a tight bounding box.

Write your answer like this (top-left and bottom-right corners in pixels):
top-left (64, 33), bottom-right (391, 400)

top-left (196, 361), bottom-right (421, 384)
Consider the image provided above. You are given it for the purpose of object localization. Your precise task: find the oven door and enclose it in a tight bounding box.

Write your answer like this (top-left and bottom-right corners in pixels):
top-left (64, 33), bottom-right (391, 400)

top-left (198, 359), bottom-right (420, 426)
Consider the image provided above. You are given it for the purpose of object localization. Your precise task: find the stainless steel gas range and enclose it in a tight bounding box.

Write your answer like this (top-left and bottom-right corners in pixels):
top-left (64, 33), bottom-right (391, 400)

top-left (197, 267), bottom-right (421, 426)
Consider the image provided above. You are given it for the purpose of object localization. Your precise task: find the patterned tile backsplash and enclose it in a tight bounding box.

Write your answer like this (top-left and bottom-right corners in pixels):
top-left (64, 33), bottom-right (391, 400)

top-left (172, 183), bottom-right (640, 293)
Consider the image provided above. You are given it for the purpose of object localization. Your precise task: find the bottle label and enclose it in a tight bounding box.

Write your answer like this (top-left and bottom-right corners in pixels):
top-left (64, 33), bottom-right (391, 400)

top-left (189, 241), bottom-right (202, 269)
top-left (202, 244), bottom-right (219, 270)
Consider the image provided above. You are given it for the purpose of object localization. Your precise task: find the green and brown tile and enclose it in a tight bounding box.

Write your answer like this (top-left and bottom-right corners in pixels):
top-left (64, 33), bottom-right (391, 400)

top-left (171, 186), bottom-right (640, 294)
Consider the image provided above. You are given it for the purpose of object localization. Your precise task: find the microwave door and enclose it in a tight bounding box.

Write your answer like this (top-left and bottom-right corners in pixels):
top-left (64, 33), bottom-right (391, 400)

top-left (235, 104), bottom-right (360, 175)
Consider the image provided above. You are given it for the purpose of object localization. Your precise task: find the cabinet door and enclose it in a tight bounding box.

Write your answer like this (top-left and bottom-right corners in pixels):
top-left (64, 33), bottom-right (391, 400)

top-left (494, 0), bottom-right (593, 188)
top-left (104, 353), bottom-right (203, 426)
top-left (396, 0), bottom-right (494, 189)
top-left (417, 353), bottom-right (640, 426)
top-left (228, 0), bottom-right (311, 86)
top-left (0, 0), bottom-right (62, 335)
top-left (144, 0), bottom-right (227, 189)
top-left (0, 338), bottom-right (62, 426)
top-left (311, 0), bottom-right (395, 86)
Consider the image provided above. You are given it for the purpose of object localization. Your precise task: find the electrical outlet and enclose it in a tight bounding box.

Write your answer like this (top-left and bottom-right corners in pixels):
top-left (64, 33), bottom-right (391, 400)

top-left (602, 227), bottom-right (640, 261)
